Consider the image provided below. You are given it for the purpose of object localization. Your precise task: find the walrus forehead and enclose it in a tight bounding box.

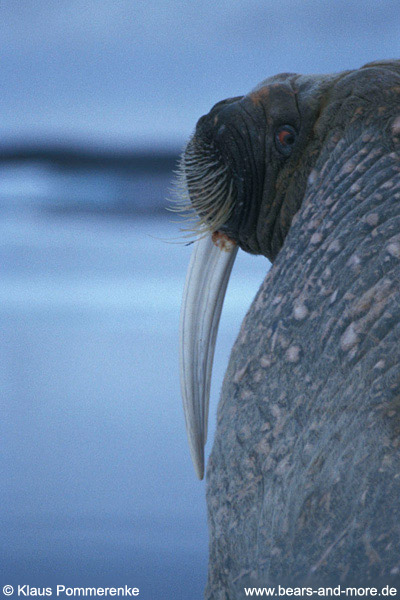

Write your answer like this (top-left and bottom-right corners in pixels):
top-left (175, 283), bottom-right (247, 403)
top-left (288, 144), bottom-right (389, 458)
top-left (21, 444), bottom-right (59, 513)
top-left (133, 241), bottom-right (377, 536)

top-left (245, 73), bottom-right (298, 114)
top-left (247, 71), bottom-right (348, 118)
top-left (250, 72), bottom-right (298, 93)
top-left (263, 64), bottom-right (400, 120)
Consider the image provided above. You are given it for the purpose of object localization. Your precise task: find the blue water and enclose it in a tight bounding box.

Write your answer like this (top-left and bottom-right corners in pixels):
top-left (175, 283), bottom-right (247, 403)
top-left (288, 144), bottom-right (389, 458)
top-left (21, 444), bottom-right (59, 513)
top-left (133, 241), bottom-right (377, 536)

top-left (0, 212), bottom-right (268, 599)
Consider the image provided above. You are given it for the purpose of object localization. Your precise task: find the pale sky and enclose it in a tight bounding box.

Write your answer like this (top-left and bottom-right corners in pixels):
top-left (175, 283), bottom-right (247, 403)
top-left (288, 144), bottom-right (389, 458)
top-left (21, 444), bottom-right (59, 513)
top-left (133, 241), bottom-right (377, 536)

top-left (1, 0), bottom-right (399, 149)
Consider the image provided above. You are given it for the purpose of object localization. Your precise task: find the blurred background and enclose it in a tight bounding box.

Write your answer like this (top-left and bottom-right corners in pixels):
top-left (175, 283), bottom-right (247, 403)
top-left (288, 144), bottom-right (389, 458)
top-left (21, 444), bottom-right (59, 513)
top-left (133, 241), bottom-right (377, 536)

top-left (0, 1), bottom-right (399, 598)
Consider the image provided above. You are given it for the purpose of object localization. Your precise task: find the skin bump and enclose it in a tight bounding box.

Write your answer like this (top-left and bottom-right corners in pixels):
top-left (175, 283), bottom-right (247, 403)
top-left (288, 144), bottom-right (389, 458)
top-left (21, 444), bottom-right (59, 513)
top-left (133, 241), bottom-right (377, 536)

top-left (392, 115), bottom-right (400, 134)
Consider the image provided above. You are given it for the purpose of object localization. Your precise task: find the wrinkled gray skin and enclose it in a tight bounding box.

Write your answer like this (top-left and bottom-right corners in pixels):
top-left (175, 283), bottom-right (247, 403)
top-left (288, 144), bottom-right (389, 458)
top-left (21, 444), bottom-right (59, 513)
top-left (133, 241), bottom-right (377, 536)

top-left (195, 61), bottom-right (400, 597)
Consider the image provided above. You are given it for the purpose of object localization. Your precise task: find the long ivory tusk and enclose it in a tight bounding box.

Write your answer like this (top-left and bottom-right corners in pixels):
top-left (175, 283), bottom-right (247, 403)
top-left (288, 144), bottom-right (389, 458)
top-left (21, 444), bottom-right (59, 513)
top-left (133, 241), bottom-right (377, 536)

top-left (179, 233), bottom-right (238, 479)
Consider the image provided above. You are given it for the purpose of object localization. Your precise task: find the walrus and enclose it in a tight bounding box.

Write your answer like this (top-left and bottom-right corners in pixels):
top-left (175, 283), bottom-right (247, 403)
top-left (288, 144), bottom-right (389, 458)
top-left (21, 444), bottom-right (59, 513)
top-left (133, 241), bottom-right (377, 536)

top-left (176, 60), bottom-right (400, 595)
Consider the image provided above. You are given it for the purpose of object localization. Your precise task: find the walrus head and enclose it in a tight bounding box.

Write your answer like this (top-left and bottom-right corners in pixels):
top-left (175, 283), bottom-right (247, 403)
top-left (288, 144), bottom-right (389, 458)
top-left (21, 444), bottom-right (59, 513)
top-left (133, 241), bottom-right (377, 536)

top-left (177, 60), bottom-right (400, 478)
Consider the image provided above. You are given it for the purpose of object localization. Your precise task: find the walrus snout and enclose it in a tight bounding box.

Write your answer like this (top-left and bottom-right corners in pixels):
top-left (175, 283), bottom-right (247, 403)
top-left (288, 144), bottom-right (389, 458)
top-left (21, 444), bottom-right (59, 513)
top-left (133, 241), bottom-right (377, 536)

top-left (184, 95), bottom-right (268, 252)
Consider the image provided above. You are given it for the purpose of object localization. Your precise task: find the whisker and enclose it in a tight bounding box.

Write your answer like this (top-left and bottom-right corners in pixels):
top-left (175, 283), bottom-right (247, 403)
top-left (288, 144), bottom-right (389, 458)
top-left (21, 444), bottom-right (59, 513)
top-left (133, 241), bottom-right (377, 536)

top-left (170, 138), bottom-right (236, 241)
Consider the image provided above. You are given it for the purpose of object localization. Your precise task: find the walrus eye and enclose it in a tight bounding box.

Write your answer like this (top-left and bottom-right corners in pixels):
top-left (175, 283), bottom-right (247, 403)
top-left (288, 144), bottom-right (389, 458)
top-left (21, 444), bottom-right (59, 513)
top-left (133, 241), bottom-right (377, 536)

top-left (275, 125), bottom-right (297, 156)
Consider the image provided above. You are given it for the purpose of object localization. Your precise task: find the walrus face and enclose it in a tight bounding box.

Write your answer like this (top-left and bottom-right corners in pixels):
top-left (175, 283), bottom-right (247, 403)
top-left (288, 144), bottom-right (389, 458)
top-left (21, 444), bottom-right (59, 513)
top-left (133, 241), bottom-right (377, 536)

top-left (178, 69), bottom-right (352, 478)
top-left (178, 79), bottom-right (308, 258)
